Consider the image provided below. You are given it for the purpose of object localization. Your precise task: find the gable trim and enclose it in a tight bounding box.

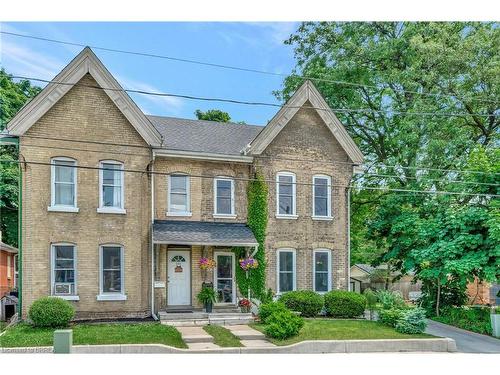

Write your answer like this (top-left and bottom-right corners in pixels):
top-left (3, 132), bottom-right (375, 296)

top-left (246, 80), bottom-right (364, 165)
top-left (6, 47), bottom-right (163, 147)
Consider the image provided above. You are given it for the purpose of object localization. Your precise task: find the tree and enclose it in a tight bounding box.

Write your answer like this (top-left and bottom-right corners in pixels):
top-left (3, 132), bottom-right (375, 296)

top-left (195, 109), bottom-right (232, 122)
top-left (0, 69), bottom-right (41, 247)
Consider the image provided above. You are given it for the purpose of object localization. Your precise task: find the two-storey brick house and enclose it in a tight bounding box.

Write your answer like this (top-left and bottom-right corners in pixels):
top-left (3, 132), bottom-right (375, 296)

top-left (4, 47), bottom-right (363, 319)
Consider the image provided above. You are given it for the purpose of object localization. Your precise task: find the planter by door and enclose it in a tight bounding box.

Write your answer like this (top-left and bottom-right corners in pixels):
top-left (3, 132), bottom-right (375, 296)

top-left (167, 250), bottom-right (191, 306)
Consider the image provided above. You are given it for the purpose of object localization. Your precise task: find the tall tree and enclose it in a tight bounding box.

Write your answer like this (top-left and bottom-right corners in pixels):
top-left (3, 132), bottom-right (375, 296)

top-left (195, 109), bottom-right (232, 122)
top-left (0, 69), bottom-right (41, 246)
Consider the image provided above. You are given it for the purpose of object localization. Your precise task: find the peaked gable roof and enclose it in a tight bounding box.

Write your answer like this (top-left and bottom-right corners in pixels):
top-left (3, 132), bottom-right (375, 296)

top-left (246, 80), bottom-right (364, 164)
top-left (7, 47), bottom-right (163, 146)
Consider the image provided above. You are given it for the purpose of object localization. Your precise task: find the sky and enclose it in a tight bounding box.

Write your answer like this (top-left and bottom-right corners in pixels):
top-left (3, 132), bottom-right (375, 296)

top-left (0, 22), bottom-right (300, 125)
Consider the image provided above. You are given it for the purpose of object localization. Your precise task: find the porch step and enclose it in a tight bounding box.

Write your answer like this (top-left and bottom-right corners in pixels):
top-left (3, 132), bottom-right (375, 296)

top-left (225, 324), bottom-right (266, 340)
top-left (159, 312), bottom-right (255, 327)
top-left (177, 326), bottom-right (214, 343)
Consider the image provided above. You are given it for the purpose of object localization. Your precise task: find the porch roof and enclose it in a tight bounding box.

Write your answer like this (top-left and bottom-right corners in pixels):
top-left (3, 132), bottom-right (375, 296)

top-left (153, 220), bottom-right (258, 247)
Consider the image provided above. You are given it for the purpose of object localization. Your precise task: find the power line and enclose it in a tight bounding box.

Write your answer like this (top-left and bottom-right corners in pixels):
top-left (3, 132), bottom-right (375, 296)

top-left (8, 75), bottom-right (496, 119)
top-left (361, 172), bottom-right (500, 187)
top-left (0, 158), bottom-right (498, 198)
top-left (2, 30), bottom-right (498, 106)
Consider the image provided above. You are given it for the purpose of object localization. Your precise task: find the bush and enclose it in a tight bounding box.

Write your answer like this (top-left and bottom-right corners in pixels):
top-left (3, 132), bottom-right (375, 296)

top-left (28, 297), bottom-right (75, 328)
top-left (279, 290), bottom-right (324, 317)
top-left (395, 308), bottom-right (427, 334)
top-left (324, 291), bottom-right (366, 318)
top-left (258, 302), bottom-right (288, 323)
top-left (379, 308), bottom-right (405, 327)
top-left (376, 290), bottom-right (405, 310)
top-left (434, 306), bottom-right (492, 336)
top-left (264, 310), bottom-right (304, 340)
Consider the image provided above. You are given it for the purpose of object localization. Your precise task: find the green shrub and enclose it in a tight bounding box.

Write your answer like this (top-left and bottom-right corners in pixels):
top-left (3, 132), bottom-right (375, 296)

top-left (258, 302), bottom-right (288, 323)
top-left (28, 297), bottom-right (75, 328)
top-left (376, 290), bottom-right (405, 309)
top-left (260, 288), bottom-right (275, 304)
top-left (279, 290), bottom-right (324, 317)
top-left (379, 308), bottom-right (405, 327)
top-left (434, 306), bottom-right (492, 335)
top-left (395, 308), bottom-right (427, 334)
top-left (264, 310), bottom-right (304, 340)
top-left (324, 291), bottom-right (366, 318)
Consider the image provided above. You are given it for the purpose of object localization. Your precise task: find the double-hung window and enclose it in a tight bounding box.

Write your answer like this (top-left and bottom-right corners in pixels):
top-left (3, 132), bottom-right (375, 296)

top-left (98, 245), bottom-right (126, 301)
top-left (49, 157), bottom-right (78, 212)
top-left (214, 178), bottom-right (235, 217)
top-left (313, 249), bottom-right (332, 293)
top-left (51, 243), bottom-right (78, 300)
top-left (312, 175), bottom-right (332, 219)
top-left (276, 172), bottom-right (297, 218)
top-left (168, 174), bottom-right (191, 216)
top-left (98, 161), bottom-right (125, 214)
top-left (277, 249), bottom-right (296, 294)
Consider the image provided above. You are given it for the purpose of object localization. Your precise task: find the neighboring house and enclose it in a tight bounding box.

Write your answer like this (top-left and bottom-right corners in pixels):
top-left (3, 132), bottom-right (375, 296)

top-left (0, 238), bottom-right (18, 298)
top-left (467, 278), bottom-right (499, 306)
top-left (350, 264), bottom-right (421, 300)
top-left (4, 47), bottom-right (363, 319)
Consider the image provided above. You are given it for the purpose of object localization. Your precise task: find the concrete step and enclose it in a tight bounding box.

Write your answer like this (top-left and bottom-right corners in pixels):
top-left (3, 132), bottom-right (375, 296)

top-left (177, 326), bottom-right (214, 343)
top-left (241, 339), bottom-right (276, 348)
top-left (226, 324), bottom-right (266, 340)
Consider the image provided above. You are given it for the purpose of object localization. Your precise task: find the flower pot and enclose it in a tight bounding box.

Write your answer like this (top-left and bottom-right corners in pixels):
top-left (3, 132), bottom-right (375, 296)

top-left (205, 301), bottom-right (213, 313)
top-left (491, 314), bottom-right (500, 338)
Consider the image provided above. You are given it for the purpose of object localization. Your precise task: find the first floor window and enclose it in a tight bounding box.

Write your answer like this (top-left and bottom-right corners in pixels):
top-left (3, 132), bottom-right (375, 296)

top-left (51, 158), bottom-right (77, 207)
top-left (100, 245), bottom-right (124, 294)
top-left (168, 174), bottom-right (190, 214)
top-left (214, 178), bottom-right (234, 215)
top-left (313, 250), bottom-right (332, 293)
top-left (277, 249), bottom-right (296, 293)
top-left (276, 172), bottom-right (296, 216)
top-left (312, 175), bottom-right (331, 217)
top-left (51, 244), bottom-right (76, 296)
top-left (100, 161), bottom-right (124, 209)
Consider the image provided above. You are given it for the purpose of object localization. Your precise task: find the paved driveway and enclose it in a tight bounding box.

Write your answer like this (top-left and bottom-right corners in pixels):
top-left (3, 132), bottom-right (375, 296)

top-left (425, 319), bottom-right (500, 353)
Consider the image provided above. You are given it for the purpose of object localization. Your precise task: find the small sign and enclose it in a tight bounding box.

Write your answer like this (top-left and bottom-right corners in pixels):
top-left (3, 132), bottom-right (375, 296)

top-left (175, 265), bottom-right (183, 273)
top-left (154, 281), bottom-right (165, 288)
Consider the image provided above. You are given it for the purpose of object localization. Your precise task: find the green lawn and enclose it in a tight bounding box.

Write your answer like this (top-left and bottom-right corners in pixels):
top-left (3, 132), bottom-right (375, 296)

top-left (0, 322), bottom-right (187, 348)
top-left (251, 319), bottom-right (433, 346)
top-left (203, 325), bottom-right (242, 347)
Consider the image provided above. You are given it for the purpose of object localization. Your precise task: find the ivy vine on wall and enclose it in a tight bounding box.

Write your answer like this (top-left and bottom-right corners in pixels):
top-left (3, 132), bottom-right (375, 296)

top-left (234, 171), bottom-right (268, 299)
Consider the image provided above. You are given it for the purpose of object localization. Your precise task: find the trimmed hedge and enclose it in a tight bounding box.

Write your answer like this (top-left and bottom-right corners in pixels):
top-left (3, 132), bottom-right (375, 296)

top-left (279, 290), bottom-right (324, 317)
top-left (324, 291), bottom-right (366, 318)
top-left (28, 297), bottom-right (75, 328)
top-left (258, 302), bottom-right (288, 323)
top-left (264, 310), bottom-right (304, 340)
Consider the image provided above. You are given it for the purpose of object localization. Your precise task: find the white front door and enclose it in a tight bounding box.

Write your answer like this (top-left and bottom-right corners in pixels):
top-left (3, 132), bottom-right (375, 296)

top-left (167, 250), bottom-right (191, 306)
top-left (214, 251), bottom-right (235, 304)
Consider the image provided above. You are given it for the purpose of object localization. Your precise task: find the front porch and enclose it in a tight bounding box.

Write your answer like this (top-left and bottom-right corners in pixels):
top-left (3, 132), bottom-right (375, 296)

top-left (152, 220), bottom-right (259, 321)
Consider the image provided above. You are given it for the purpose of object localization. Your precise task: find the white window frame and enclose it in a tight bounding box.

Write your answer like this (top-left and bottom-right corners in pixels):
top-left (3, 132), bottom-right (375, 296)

top-left (276, 248), bottom-right (296, 294)
top-left (167, 174), bottom-right (192, 217)
top-left (312, 249), bottom-right (332, 293)
top-left (312, 174), bottom-right (333, 220)
top-left (213, 251), bottom-right (236, 305)
top-left (276, 172), bottom-right (297, 219)
top-left (50, 243), bottom-right (79, 301)
top-left (97, 244), bottom-right (127, 301)
top-left (48, 157), bottom-right (79, 213)
top-left (98, 160), bottom-right (126, 214)
top-left (213, 177), bottom-right (236, 218)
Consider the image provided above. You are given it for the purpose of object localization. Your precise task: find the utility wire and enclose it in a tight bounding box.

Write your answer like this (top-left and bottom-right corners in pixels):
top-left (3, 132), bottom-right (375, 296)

top-left (2, 30), bottom-right (498, 106)
top-left (0, 159), bottom-right (498, 198)
top-left (8, 75), bottom-right (496, 119)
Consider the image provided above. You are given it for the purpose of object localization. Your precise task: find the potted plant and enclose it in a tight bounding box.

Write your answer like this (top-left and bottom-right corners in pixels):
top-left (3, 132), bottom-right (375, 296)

top-left (238, 298), bottom-right (251, 313)
top-left (197, 287), bottom-right (216, 313)
top-left (491, 306), bottom-right (500, 338)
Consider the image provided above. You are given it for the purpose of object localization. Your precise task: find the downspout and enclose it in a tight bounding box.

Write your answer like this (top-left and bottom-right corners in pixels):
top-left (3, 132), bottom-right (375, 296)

top-left (150, 152), bottom-right (158, 320)
top-left (347, 186), bottom-right (351, 291)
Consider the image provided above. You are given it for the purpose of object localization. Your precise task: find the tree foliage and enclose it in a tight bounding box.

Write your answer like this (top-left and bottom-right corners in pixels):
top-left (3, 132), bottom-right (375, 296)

top-left (195, 109), bottom-right (232, 122)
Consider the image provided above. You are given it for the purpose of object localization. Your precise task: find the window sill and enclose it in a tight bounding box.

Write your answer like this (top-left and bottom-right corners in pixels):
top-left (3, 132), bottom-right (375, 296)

top-left (166, 211), bottom-right (192, 217)
top-left (97, 207), bottom-right (126, 215)
top-left (96, 294), bottom-right (127, 301)
top-left (213, 214), bottom-right (237, 219)
top-left (312, 216), bottom-right (334, 221)
top-left (53, 295), bottom-right (80, 301)
top-left (275, 214), bottom-right (298, 220)
top-left (48, 206), bottom-right (79, 213)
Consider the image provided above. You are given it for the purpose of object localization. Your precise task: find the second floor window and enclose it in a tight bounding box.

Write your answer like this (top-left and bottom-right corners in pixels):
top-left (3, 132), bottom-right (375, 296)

top-left (99, 161), bottom-right (124, 211)
top-left (168, 174), bottom-right (190, 215)
top-left (51, 158), bottom-right (77, 209)
top-left (276, 172), bottom-right (296, 217)
top-left (214, 178), bottom-right (235, 216)
top-left (312, 175), bottom-right (332, 218)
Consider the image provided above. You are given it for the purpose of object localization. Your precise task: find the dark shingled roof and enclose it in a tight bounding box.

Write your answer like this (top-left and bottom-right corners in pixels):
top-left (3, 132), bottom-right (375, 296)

top-left (153, 220), bottom-right (258, 246)
top-left (147, 115), bottom-right (263, 155)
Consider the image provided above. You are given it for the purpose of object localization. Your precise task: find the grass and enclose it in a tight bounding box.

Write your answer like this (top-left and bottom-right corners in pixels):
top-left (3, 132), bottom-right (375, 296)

top-left (251, 319), bottom-right (433, 346)
top-left (0, 322), bottom-right (187, 348)
top-left (203, 325), bottom-right (242, 347)
top-left (0, 321), bottom-right (6, 332)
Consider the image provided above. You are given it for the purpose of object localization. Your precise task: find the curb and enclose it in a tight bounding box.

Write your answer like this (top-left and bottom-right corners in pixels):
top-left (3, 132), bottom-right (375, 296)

top-left (0, 338), bottom-right (456, 354)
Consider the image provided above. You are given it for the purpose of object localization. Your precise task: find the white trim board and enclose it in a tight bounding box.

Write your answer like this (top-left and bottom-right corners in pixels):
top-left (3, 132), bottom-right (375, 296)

top-left (245, 80), bottom-right (364, 165)
top-left (6, 47), bottom-right (162, 147)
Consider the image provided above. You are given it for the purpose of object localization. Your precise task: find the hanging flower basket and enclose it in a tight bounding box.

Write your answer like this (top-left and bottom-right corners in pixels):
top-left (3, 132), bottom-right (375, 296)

top-left (239, 257), bottom-right (259, 271)
top-left (199, 257), bottom-right (216, 270)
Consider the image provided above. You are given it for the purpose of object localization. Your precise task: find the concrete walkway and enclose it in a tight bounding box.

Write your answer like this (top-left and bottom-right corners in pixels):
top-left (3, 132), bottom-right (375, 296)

top-left (225, 324), bottom-right (275, 348)
top-left (425, 319), bottom-right (500, 353)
